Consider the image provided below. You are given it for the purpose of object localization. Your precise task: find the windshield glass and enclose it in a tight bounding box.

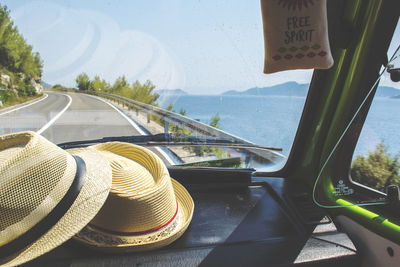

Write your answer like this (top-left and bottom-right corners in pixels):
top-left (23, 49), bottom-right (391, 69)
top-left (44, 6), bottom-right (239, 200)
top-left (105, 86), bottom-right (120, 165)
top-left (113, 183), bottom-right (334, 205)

top-left (0, 0), bottom-right (312, 170)
top-left (313, 19), bottom-right (400, 208)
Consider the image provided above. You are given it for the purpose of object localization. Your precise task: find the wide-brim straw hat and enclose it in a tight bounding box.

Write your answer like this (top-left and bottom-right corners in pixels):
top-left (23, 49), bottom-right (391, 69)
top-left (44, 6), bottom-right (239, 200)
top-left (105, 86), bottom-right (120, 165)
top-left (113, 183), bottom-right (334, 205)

top-left (0, 131), bottom-right (113, 267)
top-left (72, 142), bottom-right (194, 252)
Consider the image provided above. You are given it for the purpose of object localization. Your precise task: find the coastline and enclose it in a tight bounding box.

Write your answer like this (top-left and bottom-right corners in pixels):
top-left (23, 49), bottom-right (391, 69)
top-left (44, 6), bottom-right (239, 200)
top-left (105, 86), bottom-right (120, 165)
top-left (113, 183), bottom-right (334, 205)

top-left (102, 97), bottom-right (218, 164)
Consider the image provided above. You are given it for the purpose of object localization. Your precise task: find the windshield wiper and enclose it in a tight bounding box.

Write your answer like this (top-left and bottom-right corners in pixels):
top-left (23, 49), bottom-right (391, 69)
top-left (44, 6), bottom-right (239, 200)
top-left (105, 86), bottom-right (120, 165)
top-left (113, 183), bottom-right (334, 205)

top-left (57, 133), bottom-right (282, 152)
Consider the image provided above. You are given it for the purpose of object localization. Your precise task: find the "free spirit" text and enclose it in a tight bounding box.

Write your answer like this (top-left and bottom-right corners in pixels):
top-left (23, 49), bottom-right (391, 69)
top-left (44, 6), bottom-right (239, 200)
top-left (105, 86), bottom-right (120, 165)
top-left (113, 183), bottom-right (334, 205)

top-left (284, 16), bottom-right (314, 44)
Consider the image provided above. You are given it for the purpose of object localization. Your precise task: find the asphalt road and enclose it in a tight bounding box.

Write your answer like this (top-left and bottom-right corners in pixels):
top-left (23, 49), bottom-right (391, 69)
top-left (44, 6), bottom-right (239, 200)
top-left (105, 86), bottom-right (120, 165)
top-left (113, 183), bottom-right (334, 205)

top-left (0, 91), bottom-right (175, 163)
top-left (0, 93), bottom-right (69, 136)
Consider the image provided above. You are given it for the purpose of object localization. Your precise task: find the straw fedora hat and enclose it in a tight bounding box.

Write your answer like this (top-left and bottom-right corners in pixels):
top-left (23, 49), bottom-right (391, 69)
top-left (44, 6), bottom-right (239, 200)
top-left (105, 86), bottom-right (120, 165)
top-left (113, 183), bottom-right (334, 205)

top-left (72, 142), bottom-right (194, 252)
top-left (0, 131), bottom-right (112, 267)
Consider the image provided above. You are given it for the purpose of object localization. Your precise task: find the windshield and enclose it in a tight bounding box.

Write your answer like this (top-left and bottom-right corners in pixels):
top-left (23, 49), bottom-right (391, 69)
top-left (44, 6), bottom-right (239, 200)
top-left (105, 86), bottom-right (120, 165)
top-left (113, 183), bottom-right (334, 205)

top-left (0, 1), bottom-right (312, 170)
top-left (313, 19), bottom-right (400, 208)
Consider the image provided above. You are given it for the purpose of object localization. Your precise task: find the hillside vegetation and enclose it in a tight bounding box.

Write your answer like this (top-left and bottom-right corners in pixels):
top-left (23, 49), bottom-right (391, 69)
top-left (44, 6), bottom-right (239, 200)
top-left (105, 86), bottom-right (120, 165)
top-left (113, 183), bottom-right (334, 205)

top-left (75, 73), bottom-right (159, 106)
top-left (0, 4), bottom-right (43, 107)
top-left (351, 143), bottom-right (400, 190)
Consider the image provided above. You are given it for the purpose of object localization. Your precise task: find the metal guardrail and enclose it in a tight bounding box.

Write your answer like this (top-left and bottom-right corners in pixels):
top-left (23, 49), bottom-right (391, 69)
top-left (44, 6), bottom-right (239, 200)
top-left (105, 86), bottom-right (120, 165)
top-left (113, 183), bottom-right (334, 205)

top-left (86, 91), bottom-right (285, 164)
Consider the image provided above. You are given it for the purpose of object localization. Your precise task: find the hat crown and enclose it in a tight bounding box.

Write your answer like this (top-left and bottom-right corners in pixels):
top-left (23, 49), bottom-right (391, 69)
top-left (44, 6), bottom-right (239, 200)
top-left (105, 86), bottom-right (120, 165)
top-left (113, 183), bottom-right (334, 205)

top-left (0, 131), bottom-right (77, 246)
top-left (103, 151), bottom-right (157, 193)
top-left (89, 142), bottom-right (177, 234)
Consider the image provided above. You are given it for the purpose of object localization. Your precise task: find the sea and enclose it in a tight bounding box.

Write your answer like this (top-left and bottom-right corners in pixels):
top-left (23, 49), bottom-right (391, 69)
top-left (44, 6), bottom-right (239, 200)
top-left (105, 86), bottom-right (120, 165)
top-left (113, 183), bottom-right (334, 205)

top-left (157, 94), bottom-right (400, 158)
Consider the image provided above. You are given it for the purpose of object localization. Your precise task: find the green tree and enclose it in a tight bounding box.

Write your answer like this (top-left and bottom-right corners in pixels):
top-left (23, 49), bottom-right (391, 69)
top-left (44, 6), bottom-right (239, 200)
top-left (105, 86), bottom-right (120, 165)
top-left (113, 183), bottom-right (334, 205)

top-left (15, 76), bottom-right (35, 97)
top-left (75, 72), bottom-right (91, 91)
top-left (0, 5), bottom-right (11, 42)
top-left (179, 108), bottom-right (186, 116)
top-left (130, 80), bottom-right (159, 105)
top-left (166, 103), bottom-right (174, 111)
top-left (0, 89), bottom-right (15, 103)
top-left (0, 4), bottom-right (43, 104)
top-left (210, 113), bottom-right (220, 129)
top-left (33, 52), bottom-right (43, 78)
top-left (19, 44), bottom-right (35, 76)
top-left (0, 5), bottom-right (42, 78)
top-left (91, 75), bottom-right (110, 92)
top-left (111, 75), bottom-right (129, 94)
top-left (75, 74), bottom-right (160, 107)
top-left (351, 143), bottom-right (400, 190)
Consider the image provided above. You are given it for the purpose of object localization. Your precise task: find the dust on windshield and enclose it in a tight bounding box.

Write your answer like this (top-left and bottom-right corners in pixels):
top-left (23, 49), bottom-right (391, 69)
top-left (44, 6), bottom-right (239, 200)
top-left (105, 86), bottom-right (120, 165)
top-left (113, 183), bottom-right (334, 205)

top-left (0, 1), bottom-right (312, 169)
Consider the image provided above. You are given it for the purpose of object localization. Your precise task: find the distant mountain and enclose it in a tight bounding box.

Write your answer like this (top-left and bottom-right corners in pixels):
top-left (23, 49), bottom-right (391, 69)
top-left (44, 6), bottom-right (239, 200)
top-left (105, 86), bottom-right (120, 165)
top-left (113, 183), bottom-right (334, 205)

top-left (221, 82), bottom-right (308, 96)
top-left (222, 82), bottom-right (400, 98)
top-left (155, 89), bottom-right (188, 95)
top-left (376, 86), bottom-right (400, 97)
top-left (41, 81), bottom-right (52, 89)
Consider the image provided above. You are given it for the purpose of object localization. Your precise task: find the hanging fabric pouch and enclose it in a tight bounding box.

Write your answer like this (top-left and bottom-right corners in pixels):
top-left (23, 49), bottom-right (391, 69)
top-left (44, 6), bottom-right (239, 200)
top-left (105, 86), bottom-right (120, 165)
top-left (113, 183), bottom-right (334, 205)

top-left (261, 0), bottom-right (334, 74)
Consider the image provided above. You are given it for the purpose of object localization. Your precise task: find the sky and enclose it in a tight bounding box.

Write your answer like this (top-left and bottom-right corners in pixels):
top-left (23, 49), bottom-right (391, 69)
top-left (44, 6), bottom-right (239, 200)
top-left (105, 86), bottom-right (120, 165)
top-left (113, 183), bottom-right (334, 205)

top-left (2, 0), bottom-right (400, 94)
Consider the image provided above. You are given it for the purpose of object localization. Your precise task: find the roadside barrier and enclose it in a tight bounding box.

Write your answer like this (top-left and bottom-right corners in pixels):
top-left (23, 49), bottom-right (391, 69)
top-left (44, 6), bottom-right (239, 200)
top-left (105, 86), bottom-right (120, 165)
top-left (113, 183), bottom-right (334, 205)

top-left (85, 91), bottom-right (285, 165)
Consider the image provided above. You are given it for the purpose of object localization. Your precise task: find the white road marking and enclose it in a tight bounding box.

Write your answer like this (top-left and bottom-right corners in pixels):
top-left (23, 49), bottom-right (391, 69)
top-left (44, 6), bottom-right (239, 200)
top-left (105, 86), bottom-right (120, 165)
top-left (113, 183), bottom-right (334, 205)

top-left (36, 94), bottom-right (72, 134)
top-left (86, 94), bottom-right (176, 165)
top-left (0, 93), bottom-right (48, 116)
top-left (154, 147), bottom-right (176, 165)
top-left (86, 94), bottom-right (146, 134)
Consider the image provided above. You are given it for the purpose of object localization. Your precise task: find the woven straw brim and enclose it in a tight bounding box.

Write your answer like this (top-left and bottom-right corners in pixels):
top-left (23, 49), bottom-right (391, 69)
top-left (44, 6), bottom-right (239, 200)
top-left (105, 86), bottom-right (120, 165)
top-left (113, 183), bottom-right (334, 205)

top-left (3, 148), bottom-right (112, 267)
top-left (73, 178), bottom-right (194, 252)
